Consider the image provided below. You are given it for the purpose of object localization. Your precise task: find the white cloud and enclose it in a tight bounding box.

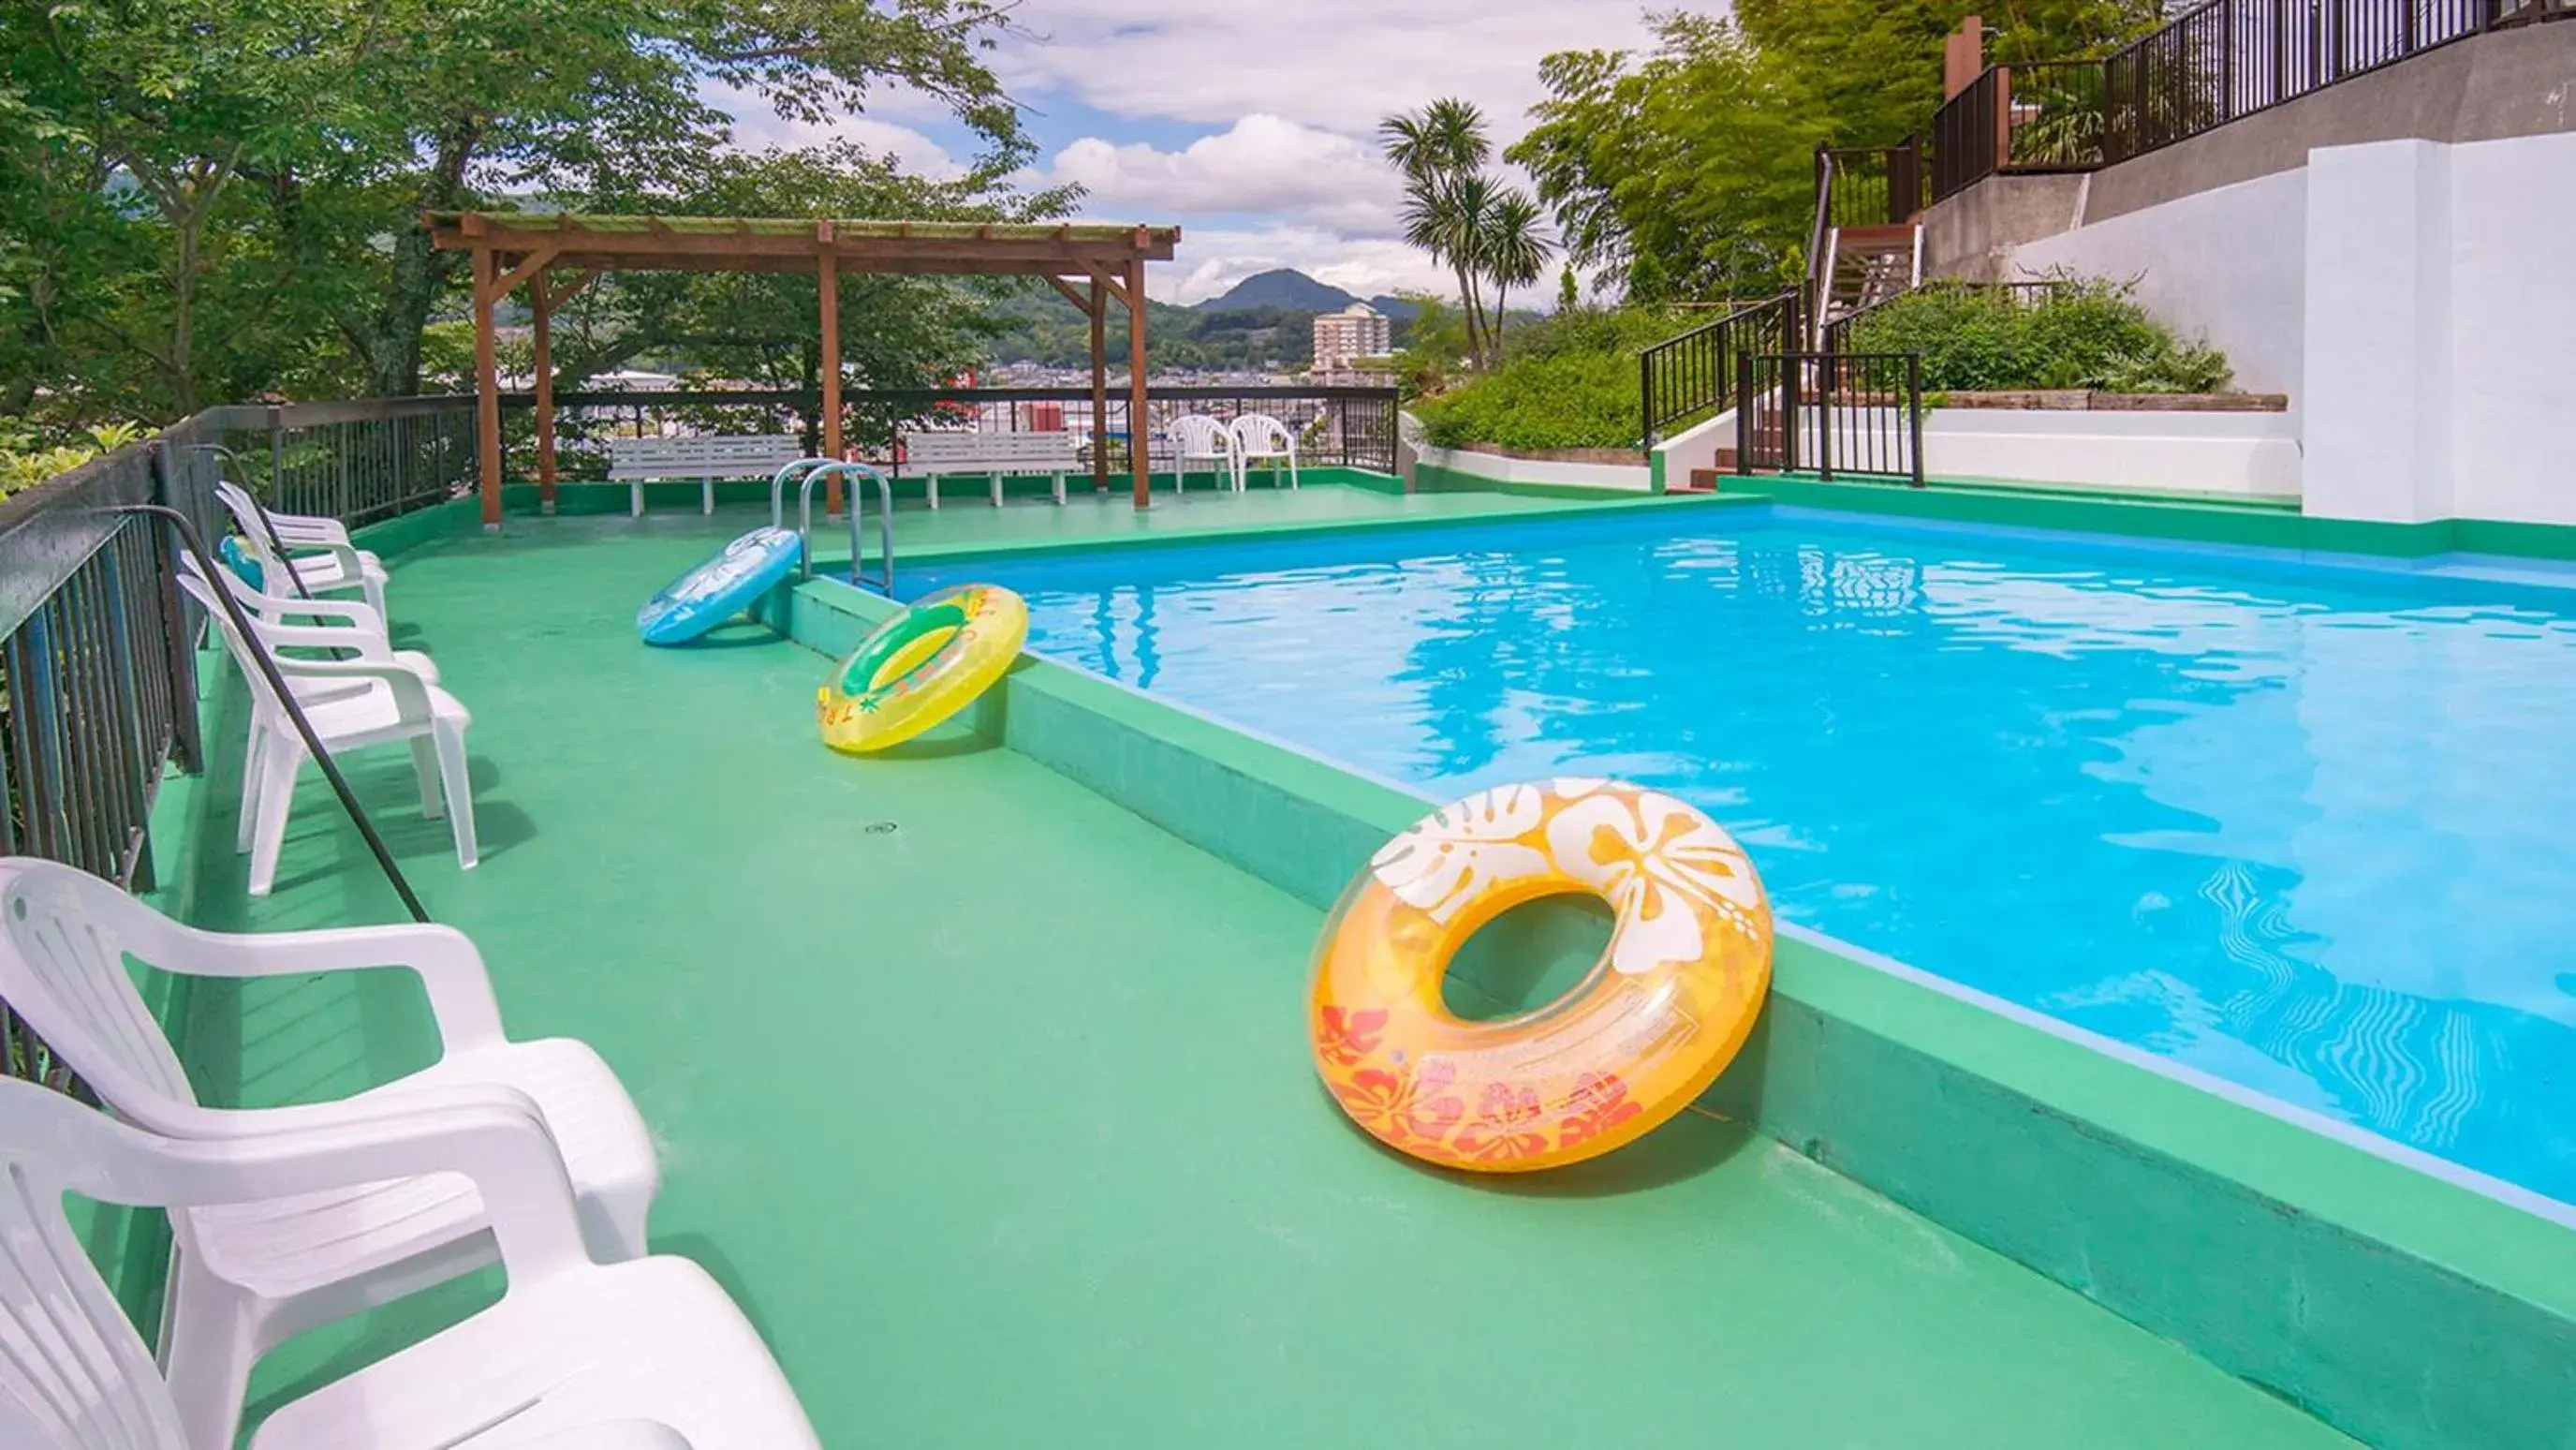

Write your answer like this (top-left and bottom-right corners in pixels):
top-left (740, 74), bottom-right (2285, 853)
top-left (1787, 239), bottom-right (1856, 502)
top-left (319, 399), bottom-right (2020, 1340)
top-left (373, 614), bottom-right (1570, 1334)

top-left (703, 82), bottom-right (968, 179)
top-left (997, 0), bottom-right (1663, 140)
top-left (1030, 114), bottom-right (1404, 235)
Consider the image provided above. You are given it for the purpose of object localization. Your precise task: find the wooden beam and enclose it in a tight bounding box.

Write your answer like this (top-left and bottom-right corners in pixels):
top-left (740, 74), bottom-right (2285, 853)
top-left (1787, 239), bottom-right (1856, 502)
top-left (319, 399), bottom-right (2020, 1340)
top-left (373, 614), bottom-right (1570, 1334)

top-left (532, 275), bottom-right (558, 511)
top-left (473, 246), bottom-right (502, 530)
top-left (491, 244), bottom-right (560, 300)
top-left (819, 246), bottom-right (843, 517)
top-left (1041, 274), bottom-right (1093, 312)
top-left (538, 267), bottom-right (599, 310)
top-left (1082, 261), bottom-right (1134, 313)
top-left (1126, 257), bottom-right (1149, 510)
top-left (1089, 276), bottom-right (1109, 494)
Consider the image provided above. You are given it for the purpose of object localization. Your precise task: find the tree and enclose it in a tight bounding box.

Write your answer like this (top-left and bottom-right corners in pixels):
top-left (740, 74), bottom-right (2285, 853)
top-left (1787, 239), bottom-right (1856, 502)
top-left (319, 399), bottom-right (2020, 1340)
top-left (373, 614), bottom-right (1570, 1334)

top-left (1509, 4), bottom-right (2164, 307)
top-left (1477, 189), bottom-right (1554, 355)
top-left (1382, 98), bottom-right (1496, 368)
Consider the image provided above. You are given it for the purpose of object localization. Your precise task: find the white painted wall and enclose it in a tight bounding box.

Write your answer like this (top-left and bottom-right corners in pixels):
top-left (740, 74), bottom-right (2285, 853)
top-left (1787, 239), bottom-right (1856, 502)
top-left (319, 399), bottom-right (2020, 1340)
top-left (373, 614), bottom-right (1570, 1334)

top-left (1414, 444), bottom-right (1653, 492)
top-left (2303, 141), bottom-right (2456, 525)
top-left (2010, 170), bottom-right (2308, 396)
top-left (1651, 407), bottom-right (1738, 487)
top-left (2444, 129), bottom-right (2576, 528)
top-left (1924, 407), bottom-right (2303, 498)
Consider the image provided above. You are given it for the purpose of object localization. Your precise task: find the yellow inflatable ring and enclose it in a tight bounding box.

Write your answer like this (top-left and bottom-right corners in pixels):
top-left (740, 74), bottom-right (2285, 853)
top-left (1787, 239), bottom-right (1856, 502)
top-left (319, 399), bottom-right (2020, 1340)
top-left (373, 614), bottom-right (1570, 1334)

top-left (817, 584), bottom-right (1027, 754)
top-left (1310, 778), bottom-right (1773, 1173)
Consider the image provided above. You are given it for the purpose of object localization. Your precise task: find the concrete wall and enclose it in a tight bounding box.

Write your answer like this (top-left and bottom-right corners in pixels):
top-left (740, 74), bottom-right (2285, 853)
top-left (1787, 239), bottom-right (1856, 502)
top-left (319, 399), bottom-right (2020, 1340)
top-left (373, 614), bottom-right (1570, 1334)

top-left (1923, 172), bottom-right (2091, 283)
top-left (1924, 407), bottom-right (2303, 499)
top-left (2009, 168), bottom-right (2308, 395)
top-left (2447, 128), bottom-right (2576, 527)
top-left (1412, 442), bottom-right (1652, 492)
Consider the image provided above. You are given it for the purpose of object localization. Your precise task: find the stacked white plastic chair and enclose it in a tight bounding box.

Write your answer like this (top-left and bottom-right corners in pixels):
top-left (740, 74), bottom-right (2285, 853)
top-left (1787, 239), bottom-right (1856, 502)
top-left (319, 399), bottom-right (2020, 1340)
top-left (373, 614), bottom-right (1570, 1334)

top-left (0, 858), bottom-right (795, 1449)
top-left (1229, 413), bottom-right (1301, 490)
top-left (218, 481), bottom-right (390, 618)
top-left (0, 1071), bottom-right (817, 1449)
top-left (1166, 414), bottom-right (1241, 494)
top-left (177, 566), bottom-right (478, 895)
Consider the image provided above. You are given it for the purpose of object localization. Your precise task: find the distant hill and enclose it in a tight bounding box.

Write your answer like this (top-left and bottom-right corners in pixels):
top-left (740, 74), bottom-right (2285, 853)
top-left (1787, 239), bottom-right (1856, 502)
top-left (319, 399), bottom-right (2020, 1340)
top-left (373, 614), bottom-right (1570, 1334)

top-left (1193, 271), bottom-right (1424, 325)
top-left (1197, 269), bottom-right (1356, 314)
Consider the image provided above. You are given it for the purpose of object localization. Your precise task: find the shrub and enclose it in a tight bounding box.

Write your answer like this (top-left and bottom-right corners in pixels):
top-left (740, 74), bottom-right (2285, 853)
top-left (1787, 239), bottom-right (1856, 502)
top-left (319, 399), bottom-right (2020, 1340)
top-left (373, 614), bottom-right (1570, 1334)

top-left (0, 422), bottom-right (145, 498)
top-left (1847, 277), bottom-right (2231, 394)
top-left (1410, 305), bottom-right (1695, 452)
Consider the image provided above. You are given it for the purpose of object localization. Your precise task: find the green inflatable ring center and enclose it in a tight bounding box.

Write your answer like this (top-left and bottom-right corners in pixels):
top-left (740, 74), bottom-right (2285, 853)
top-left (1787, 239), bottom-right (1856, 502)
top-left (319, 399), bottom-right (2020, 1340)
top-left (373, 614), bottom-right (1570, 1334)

top-left (838, 599), bottom-right (973, 700)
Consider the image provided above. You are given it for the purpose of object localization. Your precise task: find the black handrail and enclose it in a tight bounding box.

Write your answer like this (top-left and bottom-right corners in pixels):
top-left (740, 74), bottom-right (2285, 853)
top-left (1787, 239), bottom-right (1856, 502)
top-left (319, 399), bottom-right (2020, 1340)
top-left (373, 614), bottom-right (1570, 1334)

top-left (110, 496), bottom-right (431, 925)
top-left (1733, 351), bottom-right (1926, 487)
top-left (1638, 292), bottom-right (1802, 448)
top-left (1929, 0), bottom-right (2532, 202)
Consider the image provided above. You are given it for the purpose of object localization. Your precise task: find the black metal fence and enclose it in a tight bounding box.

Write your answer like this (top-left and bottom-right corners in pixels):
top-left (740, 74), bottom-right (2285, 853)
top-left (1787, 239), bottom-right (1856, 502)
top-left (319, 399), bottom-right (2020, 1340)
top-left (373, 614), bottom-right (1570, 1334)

top-left (1931, 0), bottom-right (2558, 200)
top-left (0, 437), bottom-right (215, 1095)
top-left (501, 384), bottom-right (1403, 482)
top-left (1818, 143), bottom-right (1923, 231)
top-left (1639, 293), bottom-right (1802, 447)
top-left (1734, 352), bottom-right (1926, 486)
top-left (228, 397), bottom-right (481, 527)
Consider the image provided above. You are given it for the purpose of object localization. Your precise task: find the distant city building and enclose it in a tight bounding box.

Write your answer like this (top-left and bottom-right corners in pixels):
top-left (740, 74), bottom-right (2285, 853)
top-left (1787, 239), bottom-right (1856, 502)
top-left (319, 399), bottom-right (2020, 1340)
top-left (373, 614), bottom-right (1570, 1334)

top-left (1311, 303), bottom-right (1391, 377)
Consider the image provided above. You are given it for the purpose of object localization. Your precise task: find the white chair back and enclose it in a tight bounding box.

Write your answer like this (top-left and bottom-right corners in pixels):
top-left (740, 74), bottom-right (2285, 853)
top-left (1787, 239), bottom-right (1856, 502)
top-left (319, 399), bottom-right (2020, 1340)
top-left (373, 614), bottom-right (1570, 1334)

top-left (0, 858), bottom-right (203, 1121)
top-left (1168, 415), bottom-right (1237, 460)
top-left (0, 1075), bottom-right (195, 1450)
top-left (1231, 413), bottom-right (1295, 456)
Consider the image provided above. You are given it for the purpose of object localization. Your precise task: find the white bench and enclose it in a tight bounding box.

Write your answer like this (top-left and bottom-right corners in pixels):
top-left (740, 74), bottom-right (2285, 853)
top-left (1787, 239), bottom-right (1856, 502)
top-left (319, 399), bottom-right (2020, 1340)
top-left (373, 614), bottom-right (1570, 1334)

top-left (900, 429), bottom-right (1082, 509)
top-left (607, 435), bottom-right (807, 517)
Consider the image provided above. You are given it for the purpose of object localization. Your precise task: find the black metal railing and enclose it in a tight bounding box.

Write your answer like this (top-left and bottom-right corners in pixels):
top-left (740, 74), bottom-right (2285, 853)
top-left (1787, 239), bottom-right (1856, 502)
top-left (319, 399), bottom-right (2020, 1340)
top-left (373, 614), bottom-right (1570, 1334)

top-left (235, 397), bottom-right (480, 527)
top-left (1818, 143), bottom-right (1924, 232)
top-left (1734, 351), bottom-right (1926, 486)
top-left (1932, 0), bottom-right (2550, 200)
top-left (501, 384), bottom-right (1403, 481)
top-left (0, 440), bottom-right (208, 1096)
top-left (1639, 293), bottom-right (1802, 448)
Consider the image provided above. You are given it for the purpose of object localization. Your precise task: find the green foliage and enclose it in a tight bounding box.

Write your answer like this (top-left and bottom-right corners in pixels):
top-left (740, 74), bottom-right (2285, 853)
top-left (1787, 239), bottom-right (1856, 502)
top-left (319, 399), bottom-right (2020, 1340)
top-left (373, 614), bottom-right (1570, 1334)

top-left (1509, 4), bottom-right (2162, 303)
top-left (1847, 278), bottom-right (2233, 392)
top-left (979, 294), bottom-right (1325, 374)
top-left (1380, 98), bottom-right (1553, 370)
top-left (0, 418), bottom-right (140, 496)
top-left (1409, 307), bottom-right (1691, 451)
top-left (0, 0), bottom-right (1040, 426)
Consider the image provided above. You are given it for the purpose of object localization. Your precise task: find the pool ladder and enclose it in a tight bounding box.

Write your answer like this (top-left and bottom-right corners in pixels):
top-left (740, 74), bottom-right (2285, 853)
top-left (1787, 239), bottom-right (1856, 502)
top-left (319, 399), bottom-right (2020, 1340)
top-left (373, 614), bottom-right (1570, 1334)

top-left (769, 459), bottom-right (894, 594)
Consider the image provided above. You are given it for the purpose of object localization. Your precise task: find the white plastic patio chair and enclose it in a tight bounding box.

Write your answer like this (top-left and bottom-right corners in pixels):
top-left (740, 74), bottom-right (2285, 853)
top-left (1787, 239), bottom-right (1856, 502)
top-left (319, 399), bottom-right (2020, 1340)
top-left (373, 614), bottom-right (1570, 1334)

top-left (177, 571), bottom-right (478, 895)
top-left (1167, 414), bottom-right (1241, 494)
top-left (218, 487), bottom-right (390, 618)
top-left (218, 479), bottom-right (358, 550)
top-left (1230, 413), bottom-right (1301, 490)
top-left (0, 1074), bottom-right (813, 1450)
top-left (0, 856), bottom-right (667, 1450)
top-left (182, 549), bottom-right (439, 684)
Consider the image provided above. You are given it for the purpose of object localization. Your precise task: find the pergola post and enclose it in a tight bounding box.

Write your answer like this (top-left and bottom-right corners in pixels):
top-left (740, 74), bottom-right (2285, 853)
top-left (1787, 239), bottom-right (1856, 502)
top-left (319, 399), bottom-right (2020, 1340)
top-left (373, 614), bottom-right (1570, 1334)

top-left (1089, 277), bottom-right (1109, 494)
top-left (531, 276), bottom-right (557, 514)
top-left (1126, 254), bottom-right (1149, 510)
top-left (818, 222), bottom-right (844, 518)
top-left (472, 242), bottom-right (502, 532)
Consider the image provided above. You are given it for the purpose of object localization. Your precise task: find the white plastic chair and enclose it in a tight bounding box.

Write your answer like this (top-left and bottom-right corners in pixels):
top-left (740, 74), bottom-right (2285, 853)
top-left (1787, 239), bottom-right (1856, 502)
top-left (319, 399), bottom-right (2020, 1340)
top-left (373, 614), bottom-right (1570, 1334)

top-left (0, 856), bottom-right (667, 1450)
top-left (218, 479), bottom-right (358, 550)
top-left (177, 571), bottom-right (478, 895)
top-left (1167, 414), bottom-right (1241, 494)
top-left (0, 1074), bottom-right (813, 1450)
top-left (218, 487), bottom-right (389, 619)
top-left (1230, 414), bottom-right (1301, 490)
top-left (182, 550), bottom-right (440, 685)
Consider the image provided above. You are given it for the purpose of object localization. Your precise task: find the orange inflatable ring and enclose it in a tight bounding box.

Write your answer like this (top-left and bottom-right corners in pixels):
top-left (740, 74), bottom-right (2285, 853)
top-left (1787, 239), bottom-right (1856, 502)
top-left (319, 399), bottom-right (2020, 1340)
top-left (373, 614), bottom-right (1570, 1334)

top-left (1310, 778), bottom-right (1773, 1173)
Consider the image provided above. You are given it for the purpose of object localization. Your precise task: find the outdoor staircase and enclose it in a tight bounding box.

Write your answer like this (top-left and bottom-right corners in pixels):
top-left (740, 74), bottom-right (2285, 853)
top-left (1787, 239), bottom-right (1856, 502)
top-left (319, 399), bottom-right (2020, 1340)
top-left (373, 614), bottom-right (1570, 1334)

top-left (1811, 222), bottom-right (1923, 348)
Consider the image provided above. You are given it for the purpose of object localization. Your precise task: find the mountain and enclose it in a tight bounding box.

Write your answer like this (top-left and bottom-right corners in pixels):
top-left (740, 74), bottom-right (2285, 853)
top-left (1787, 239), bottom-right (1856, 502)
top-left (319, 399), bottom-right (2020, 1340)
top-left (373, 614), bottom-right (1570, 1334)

top-left (1196, 269), bottom-right (1356, 314)
top-left (1368, 294), bottom-right (1423, 324)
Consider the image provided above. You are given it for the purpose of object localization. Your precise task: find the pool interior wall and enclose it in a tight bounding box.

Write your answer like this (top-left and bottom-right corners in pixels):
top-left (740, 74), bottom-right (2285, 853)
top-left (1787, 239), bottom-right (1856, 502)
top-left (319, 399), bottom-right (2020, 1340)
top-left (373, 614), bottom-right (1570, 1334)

top-left (129, 481), bottom-right (2575, 1449)
top-left (788, 497), bottom-right (2576, 1450)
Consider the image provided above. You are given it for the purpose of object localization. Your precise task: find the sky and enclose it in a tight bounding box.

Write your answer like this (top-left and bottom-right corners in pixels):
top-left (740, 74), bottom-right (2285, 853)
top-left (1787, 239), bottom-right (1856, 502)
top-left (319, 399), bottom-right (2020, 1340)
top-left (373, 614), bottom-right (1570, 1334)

top-left (716, 2), bottom-right (1669, 304)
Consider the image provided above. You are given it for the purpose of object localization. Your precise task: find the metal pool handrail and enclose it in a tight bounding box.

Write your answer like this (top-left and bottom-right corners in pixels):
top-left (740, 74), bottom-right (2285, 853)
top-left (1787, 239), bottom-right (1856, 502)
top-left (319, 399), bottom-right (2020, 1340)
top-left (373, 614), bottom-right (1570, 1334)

top-left (767, 457), bottom-right (839, 529)
top-left (795, 461), bottom-right (894, 594)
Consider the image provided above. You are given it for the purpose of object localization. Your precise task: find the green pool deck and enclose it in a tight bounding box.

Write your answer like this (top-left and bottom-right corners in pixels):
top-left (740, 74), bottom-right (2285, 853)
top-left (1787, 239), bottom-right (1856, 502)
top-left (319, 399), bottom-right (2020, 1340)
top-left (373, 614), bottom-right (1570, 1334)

top-left (155, 492), bottom-right (2377, 1449)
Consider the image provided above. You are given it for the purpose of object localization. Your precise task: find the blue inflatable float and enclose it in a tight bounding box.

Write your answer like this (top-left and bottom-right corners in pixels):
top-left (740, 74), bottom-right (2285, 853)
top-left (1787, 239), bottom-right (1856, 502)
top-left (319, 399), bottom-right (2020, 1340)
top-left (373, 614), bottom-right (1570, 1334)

top-left (637, 527), bottom-right (804, 646)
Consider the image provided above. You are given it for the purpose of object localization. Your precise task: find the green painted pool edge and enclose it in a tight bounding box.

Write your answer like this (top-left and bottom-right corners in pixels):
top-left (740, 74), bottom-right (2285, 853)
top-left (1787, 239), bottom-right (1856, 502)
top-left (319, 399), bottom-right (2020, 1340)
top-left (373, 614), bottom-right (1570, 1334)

top-left (788, 572), bottom-right (2576, 1450)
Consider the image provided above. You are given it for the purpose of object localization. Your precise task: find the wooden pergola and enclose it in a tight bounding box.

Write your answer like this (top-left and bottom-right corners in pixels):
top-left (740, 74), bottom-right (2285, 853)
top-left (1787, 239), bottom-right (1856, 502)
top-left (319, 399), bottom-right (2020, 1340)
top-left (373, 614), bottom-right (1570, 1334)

top-left (425, 211), bottom-right (1183, 525)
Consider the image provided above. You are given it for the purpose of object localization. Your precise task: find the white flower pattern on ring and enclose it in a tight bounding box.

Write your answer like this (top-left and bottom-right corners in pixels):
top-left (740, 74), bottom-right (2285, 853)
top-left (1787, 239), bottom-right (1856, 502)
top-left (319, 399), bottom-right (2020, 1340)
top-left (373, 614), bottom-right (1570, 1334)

top-left (1544, 787), bottom-right (1766, 975)
top-left (1371, 784), bottom-right (1549, 924)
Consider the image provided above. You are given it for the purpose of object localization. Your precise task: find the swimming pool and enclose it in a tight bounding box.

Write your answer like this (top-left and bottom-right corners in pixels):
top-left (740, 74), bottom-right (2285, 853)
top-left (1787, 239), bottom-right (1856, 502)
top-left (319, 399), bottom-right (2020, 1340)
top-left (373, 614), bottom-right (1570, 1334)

top-left (908, 508), bottom-right (2576, 1204)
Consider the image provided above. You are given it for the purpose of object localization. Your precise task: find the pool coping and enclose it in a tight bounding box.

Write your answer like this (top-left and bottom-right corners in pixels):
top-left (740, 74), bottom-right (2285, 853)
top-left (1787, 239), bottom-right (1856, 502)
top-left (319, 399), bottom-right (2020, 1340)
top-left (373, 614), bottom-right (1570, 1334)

top-left (782, 510), bottom-right (2576, 1450)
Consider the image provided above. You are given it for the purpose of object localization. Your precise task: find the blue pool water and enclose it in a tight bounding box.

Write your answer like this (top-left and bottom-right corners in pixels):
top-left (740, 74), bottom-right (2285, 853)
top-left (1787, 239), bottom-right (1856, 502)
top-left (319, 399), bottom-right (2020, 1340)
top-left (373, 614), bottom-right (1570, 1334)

top-left (907, 509), bottom-right (2576, 1203)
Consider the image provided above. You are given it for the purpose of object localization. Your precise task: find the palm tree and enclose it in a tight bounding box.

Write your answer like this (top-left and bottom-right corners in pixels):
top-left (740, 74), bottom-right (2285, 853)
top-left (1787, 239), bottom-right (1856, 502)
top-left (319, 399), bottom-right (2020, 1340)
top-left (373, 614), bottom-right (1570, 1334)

top-left (1477, 187), bottom-right (1554, 360)
top-left (1382, 99), bottom-right (1495, 364)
